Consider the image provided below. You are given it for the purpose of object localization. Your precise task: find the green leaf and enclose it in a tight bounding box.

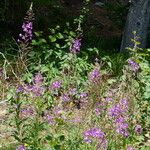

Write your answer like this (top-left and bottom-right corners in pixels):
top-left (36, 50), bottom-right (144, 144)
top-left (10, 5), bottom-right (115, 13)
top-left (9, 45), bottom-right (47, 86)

top-left (56, 33), bottom-right (64, 39)
top-left (49, 35), bottom-right (57, 42)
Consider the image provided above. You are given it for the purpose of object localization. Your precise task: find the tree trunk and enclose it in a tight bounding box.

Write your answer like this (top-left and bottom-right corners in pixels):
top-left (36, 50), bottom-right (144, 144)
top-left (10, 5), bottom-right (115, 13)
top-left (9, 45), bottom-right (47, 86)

top-left (120, 0), bottom-right (150, 52)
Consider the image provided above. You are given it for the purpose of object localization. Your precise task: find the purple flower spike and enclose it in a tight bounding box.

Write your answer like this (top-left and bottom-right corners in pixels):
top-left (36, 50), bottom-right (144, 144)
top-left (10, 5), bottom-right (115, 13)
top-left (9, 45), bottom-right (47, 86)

top-left (70, 38), bottom-right (81, 54)
top-left (108, 98), bottom-right (129, 137)
top-left (127, 59), bottom-right (140, 72)
top-left (18, 21), bottom-right (33, 43)
top-left (18, 4), bottom-right (34, 44)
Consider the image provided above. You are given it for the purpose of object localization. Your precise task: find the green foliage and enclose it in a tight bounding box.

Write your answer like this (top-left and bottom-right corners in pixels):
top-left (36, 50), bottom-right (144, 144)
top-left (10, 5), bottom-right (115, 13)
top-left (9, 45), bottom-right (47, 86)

top-left (0, 1), bottom-right (150, 150)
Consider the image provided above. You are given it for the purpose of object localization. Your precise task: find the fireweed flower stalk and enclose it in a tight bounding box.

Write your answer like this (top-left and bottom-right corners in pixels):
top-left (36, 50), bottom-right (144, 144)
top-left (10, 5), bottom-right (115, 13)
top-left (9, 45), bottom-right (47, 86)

top-left (83, 128), bottom-right (108, 149)
top-left (108, 99), bottom-right (129, 137)
top-left (17, 3), bottom-right (34, 73)
top-left (69, 38), bottom-right (81, 54)
top-left (18, 3), bottom-right (34, 45)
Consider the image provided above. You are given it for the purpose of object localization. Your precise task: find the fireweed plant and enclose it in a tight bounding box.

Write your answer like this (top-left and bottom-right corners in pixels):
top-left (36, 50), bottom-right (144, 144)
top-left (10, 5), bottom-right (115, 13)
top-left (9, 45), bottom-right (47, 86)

top-left (4, 3), bottom-right (149, 150)
top-left (8, 35), bottom-right (147, 150)
top-left (16, 2), bottom-right (34, 75)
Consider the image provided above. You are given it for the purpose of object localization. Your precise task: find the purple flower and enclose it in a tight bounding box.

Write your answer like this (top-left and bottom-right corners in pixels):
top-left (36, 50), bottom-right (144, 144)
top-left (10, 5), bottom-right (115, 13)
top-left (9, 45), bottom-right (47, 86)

top-left (127, 146), bottom-right (134, 150)
top-left (70, 38), bottom-right (81, 53)
top-left (69, 88), bottom-right (77, 96)
top-left (20, 108), bottom-right (34, 118)
top-left (108, 99), bottom-right (128, 118)
top-left (116, 122), bottom-right (128, 137)
top-left (127, 59), bottom-right (140, 72)
top-left (33, 73), bottom-right (43, 85)
top-left (108, 99), bottom-right (129, 137)
top-left (83, 128), bottom-right (104, 140)
top-left (60, 94), bottom-right (70, 102)
top-left (115, 117), bottom-right (125, 123)
top-left (52, 107), bottom-right (62, 116)
top-left (108, 104), bottom-right (121, 117)
top-left (95, 108), bottom-right (101, 116)
top-left (22, 73), bottom-right (45, 97)
top-left (46, 114), bottom-right (55, 125)
top-left (18, 21), bottom-right (33, 43)
top-left (105, 97), bottom-right (112, 102)
top-left (83, 128), bottom-right (107, 149)
top-left (17, 4), bottom-right (34, 44)
top-left (16, 145), bottom-right (26, 150)
top-left (16, 85), bottom-right (24, 93)
top-left (50, 80), bottom-right (61, 90)
top-left (88, 68), bottom-right (100, 83)
top-left (135, 125), bottom-right (142, 134)
top-left (79, 92), bottom-right (88, 98)
top-left (120, 98), bottom-right (128, 112)
top-left (24, 84), bottom-right (44, 97)
top-left (32, 86), bottom-right (45, 96)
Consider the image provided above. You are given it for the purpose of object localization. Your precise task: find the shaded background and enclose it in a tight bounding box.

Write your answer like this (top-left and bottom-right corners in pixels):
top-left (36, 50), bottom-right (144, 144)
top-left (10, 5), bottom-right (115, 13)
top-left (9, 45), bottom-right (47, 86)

top-left (0, 0), bottom-right (129, 50)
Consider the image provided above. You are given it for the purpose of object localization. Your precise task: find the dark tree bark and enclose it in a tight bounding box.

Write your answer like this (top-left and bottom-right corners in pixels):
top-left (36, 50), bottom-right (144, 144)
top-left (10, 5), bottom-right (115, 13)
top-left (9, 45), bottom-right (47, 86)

top-left (120, 0), bottom-right (150, 52)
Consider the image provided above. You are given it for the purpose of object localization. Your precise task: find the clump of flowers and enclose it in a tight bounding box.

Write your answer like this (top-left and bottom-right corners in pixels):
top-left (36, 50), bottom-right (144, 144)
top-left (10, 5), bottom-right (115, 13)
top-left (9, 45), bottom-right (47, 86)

top-left (27, 73), bottom-right (45, 97)
top-left (50, 80), bottom-right (61, 90)
top-left (69, 38), bottom-right (81, 53)
top-left (127, 59), bottom-right (140, 72)
top-left (88, 67), bottom-right (101, 83)
top-left (18, 22), bottom-right (33, 43)
top-left (18, 3), bottom-right (34, 44)
top-left (16, 73), bottom-right (45, 97)
top-left (108, 98), bottom-right (129, 137)
top-left (83, 128), bottom-right (107, 149)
